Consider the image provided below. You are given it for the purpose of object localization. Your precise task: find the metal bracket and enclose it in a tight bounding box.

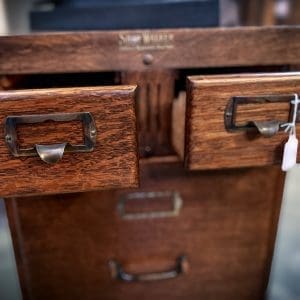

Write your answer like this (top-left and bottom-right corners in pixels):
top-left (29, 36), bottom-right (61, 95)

top-left (224, 94), bottom-right (296, 138)
top-left (4, 112), bottom-right (97, 164)
top-left (118, 191), bottom-right (183, 220)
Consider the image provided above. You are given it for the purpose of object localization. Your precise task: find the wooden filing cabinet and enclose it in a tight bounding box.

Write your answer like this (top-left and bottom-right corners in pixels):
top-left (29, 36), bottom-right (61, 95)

top-left (1, 26), bottom-right (300, 300)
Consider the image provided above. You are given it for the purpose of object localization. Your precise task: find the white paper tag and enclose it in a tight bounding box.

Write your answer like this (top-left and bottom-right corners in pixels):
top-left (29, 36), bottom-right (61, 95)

top-left (282, 134), bottom-right (298, 171)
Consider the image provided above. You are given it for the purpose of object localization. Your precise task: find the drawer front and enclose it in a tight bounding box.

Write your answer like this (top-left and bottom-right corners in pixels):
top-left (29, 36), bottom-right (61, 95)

top-left (0, 86), bottom-right (138, 197)
top-left (186, 72), bottom-right (300, 170)
top-left (6, 162), bottom-right (283, 300)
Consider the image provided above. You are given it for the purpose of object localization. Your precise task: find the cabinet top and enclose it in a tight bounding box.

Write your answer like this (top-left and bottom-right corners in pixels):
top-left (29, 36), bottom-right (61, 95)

top-left (1, 26), bottom-right (300, 74)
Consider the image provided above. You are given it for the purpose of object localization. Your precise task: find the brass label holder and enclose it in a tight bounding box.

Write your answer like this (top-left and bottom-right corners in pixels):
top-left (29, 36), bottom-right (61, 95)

top-left (4, 112), bottom-right (97, 164)
top-left (118, 191), bottom-right (183, 220)
top-left (224, 94), bottom-right (297, 137)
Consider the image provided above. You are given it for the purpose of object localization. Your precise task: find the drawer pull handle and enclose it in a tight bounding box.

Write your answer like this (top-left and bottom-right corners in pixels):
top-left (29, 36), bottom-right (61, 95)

top-left (225, 94), bottom-right (297, 138)
top-left (35, 143), bottom-right (67, 165)
top-left (109, 256), bottom-right (188, 282)
top-left (5, 112), bottom-right (97, 164)
top-left (252, 120), bottom-right (281, 138)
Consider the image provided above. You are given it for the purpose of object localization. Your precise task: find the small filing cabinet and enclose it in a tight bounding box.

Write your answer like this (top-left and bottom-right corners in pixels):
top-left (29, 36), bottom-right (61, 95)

top-left (1, 26), bottom-right (300, 300)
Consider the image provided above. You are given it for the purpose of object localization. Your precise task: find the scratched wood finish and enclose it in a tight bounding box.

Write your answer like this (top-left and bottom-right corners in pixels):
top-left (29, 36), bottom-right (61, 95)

top-left (121, 70), bottom-right (176, 156)
top-left (186, 72), bottom-right (300, 170)
top-left (17, 120), bottom-right (84, 147)
top-left (235, 101), bottom-right (290, 126)
top-left (1, 27), bottom-right (300, 74)
top-left (0, 86), bottom-right (138, 197)
top-left (5, 161), bottom-right (284, 300)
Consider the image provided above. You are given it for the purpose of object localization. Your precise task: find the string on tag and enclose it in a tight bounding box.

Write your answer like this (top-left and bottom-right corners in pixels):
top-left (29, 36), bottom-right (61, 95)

top-left (281, 94), bottom-right (300, 171)
top-left (281, 93), bottom-right (300, 135)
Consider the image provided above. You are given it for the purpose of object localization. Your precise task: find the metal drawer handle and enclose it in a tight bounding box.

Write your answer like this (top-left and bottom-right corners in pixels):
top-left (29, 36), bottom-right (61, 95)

top-left (109, 256), bottom-right (188, 282)
top-left (224, 94), bottom-right (297, 138)
top-left (5, 112), bottom-right (97, 164)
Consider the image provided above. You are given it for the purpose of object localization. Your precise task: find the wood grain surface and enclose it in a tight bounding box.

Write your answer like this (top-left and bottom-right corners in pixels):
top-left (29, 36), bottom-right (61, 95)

top-left (5, 161), bottom-right (284, 300)
top-left (186, 72), bottom-right (300, 170)
top-left (1, 26), bottom-right (300, 74)
top-left (0, 86), bottom-right (139, 197)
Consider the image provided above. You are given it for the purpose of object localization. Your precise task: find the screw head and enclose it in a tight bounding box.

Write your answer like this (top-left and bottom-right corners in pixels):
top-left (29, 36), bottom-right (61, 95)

top-left (5, 135), bottom-right (12, 142)
top-left (90, 129), bottom-right (96, 137)
top-left (143, 53), bottom-right (154, 65)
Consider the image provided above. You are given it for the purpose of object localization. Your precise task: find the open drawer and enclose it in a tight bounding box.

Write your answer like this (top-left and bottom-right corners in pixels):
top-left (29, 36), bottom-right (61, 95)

top-left (0, 86), bottom-right (139, 197)
top-left (185, 72), bottom-right (300, 170)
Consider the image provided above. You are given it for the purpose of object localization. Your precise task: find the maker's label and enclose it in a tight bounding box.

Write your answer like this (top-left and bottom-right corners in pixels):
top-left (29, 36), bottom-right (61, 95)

top-left (119, 32), bottom-right (174, 51)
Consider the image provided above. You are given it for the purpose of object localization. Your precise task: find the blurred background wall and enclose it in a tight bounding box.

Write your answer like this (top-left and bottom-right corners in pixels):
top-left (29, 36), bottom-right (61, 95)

top-left (0, 0), bottom-right (36, 35)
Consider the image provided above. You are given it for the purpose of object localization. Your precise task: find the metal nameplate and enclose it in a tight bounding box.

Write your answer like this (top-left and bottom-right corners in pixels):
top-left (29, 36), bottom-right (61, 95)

top-left (119, 32), bottom-right (174, 51)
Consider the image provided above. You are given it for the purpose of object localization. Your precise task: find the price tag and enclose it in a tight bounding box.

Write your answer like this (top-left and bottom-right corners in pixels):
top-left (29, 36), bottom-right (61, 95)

top-left (282, 134), bottom-right (298, 171)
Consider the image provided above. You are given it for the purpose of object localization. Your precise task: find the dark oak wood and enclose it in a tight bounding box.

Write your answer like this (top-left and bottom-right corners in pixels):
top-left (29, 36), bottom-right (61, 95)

top-left (1, 27), bottom-right (300, 74)
top-left (186, 72), bottom-right (300, 170)
top-left (0, 86), bottom-right (139, 197)
top-left (5, 161), bottom-right (284, 300)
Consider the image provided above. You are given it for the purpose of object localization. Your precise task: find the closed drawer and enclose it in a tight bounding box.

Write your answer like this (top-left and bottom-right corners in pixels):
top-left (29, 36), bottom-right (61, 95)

top-left (6, 162), bottom-right (282, 300)
top-left (0, 86), bottom-right (138, 197)
top-left (185, 72), bottom-right (300, 170)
